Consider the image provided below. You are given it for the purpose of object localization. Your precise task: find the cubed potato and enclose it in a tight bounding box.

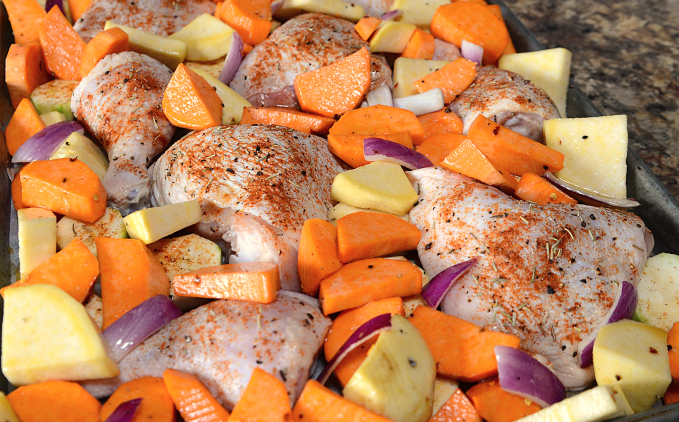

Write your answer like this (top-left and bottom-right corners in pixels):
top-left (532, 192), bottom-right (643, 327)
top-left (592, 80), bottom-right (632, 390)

top-left (432, 377), bottom-right (459, 416)
top-left (187, 67), bottom-right (252, 124)
top-left (393, 57), bottom-right (450, 98)
top-left (123, 200), bottom-right (202, 244)
top-left (1, 284), bottom-right (119, 385)
top-left (390, 0), bottom-right (450, 30)
top-left (328, 203), bottom-right (409, 224)
top-left (499, 48), bottom-right (572, 118)
top-left (330, 161), bottom-right (419, 215)
top-left (370, 21), bottom-right (417, 54)
top-left (57, 207), bottom-right (127, 256)
top-left (104, 21), bottom-right (187, 69)
top-left (168, 13), bottom-right (235, 61)
top-left (635, 253), bottom-right (679, 331)
top-left (544, 115), bottom-right (628, 198)
top-left (50, 132), bottom-right (109, 181)
top-left (593, 319), bottom-right (671, 412)
top-left (274, 0), bottom-right (365, 22)
top-left (343, 314), bottom-right (436, 422)
top-left (0, 393), bottom-right (19, 422)
top-left (18, 208), bottom-right (56, 278)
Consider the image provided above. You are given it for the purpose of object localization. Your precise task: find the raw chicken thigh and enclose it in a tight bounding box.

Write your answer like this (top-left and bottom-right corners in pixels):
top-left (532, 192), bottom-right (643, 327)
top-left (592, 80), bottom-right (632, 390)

top-left (230, 13), bottom-right (392, 108)
top-left (151, 125), bottom-right (344, 291)
top-left (72, 52), bottom-right (175, 214)
top-left (74, 0), bottom-right (216, 42)
top-left (407, 168), bottom-right (653, 389)
top-left (82, 295), bottom-right (331, 408)
top-left (449, 66), bottom-right (560, 142)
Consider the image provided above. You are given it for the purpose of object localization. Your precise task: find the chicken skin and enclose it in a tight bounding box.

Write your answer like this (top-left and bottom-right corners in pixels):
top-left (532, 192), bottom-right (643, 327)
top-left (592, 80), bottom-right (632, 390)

top-left (72, 52), bottom-right (175, 214)
top-left (407, 168), bottom-right (653, 389)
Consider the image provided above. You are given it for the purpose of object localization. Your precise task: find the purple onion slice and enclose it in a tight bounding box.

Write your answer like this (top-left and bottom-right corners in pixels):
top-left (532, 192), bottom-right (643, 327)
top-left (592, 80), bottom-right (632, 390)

top-left (104, 398), bottom-right (142, 422)
top-left (496, 345), bottom-right (566, 408)
top-left (543, 172), bottom-right (640, 208)
top-left (45, 0), bottom-right (65, 15)
top-left (366, 85), bottom-right (393, 108)
top-left (218, 32), bottom-right (244, 85)
top-left (103, 295), bottom-right (182, 362)
top-left (363, 137), bottom-right (433, 170)
top-left (316, 313), bottom-right (392, 384)
top-left (380, 9), bottom-right (403, 21)
top-left (461, 40), bottom-right (483, 65)
top-left (421, 258), bottom-right (477, 308)
top-left (577, 280), bottom-right (637, 367)
top-left (12, 121), bottom-right (83, 163)
top-left (271, 0), bottom-right (284, 14)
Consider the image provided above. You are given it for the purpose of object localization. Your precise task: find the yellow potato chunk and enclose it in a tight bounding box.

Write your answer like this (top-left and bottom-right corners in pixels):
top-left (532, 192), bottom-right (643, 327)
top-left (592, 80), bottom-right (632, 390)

top-left (18, 208), bottom-right (56, 278)
top-left (104, 21), bottom-right (187, 69)
top-left (393, 57), bottom-right (450, 98)
top-left (370, 21), bottom-right (417, 54)
top-left (169, 13), bottom-right (235, 61)
top-left (123, 199), bottom-right (202, 244)
top-left (390, 0), bottom-right (450, 30)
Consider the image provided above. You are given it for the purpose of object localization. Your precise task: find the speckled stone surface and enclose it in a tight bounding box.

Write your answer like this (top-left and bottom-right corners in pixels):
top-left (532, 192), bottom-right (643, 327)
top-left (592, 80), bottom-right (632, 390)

top-left (504, 0), bottom-right (679, 198)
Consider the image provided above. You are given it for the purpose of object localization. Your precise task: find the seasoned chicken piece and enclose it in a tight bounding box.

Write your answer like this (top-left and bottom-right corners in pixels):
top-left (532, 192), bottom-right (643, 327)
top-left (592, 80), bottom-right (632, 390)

top-left (74, 0), bottom-right (215, 42)
top-left (81, 295), bottom-right (331, 408)
top-left (151, 125), bottom-right (344, 291)
top-left (230, 13), bottom-right (392, 108)
top-left (408, 168), bottom-right (653, 389)
top-left (449, 66), bottom-right (560, 142)
top-left (72, 52), bottom-right (174, 214)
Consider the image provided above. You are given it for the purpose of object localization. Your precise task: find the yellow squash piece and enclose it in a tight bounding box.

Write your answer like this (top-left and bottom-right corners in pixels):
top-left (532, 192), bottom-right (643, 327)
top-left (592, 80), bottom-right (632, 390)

top-left (18, 208), bottom-right (56, 278)
top-left (370, 21), bottom-right (417, 54)
top-left (123, 199), bottom-right (202, 244)
top-left (50, 132), bottom-right (109, 182)
top-left (104, 21), bottom-right (187, 69)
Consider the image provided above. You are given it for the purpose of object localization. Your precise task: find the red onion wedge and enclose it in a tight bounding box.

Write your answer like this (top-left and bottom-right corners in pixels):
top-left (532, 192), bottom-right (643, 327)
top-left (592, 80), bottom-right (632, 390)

top-left (421, 258), bottom-right (477, 308)
top-left (12, 121), bottom-right (83, 163)
top-left (393, 89), bottom-right (445, 116)
top-left (495, 345), bottom-right (566, 408)
top-left (271, 0), bottom-right (284, 14)
top-left (366, 85), bottom-right (393, 107)
top-left (461, 40), bottom-right (483, 66)
top-left (316, 313), bottom-right (392, 384)
top-left (380, 9), bottom-right (403, 21)
top-left (364, 137), bottom-right (433, 170)
top-left (543, 172), bottom-right (640, 208)
top-left (104, 398), bottom-right (142, 422)
top-left (45, 0), bottom-right (65, 15)
top-left (103, 295), bottom-right (182, 362)
top-left (218, 32), bottom-right (244, 85)
top-left (577, 280), bottom-right (637, 368)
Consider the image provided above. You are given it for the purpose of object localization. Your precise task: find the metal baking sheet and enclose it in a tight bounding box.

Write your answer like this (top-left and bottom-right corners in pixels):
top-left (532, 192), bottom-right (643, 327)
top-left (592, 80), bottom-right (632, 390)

top-left (1, 1), bottom-right (679, 419)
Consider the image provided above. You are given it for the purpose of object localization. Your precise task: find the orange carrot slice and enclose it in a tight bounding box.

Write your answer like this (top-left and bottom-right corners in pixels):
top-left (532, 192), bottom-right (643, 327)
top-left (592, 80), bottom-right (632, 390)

top-left (163, 369), bottom-right (231, 422)
top-left (431, 2), bottom-right (510, 63)
top-left (219, 0), bottom-right (272, 45)
top-left (294, 47), bottom-right (371, 118)
top-left (100, 377), bottom-right (176, 422)
top-left (487, 5), bottom-right (517, 56)
top-left (324, 297), bottom-right (404, 386)
top-left (354, 17), bottom-right (381, 41)
top-left (38, 6), bottom-right (87, 80)
top-left (440, 139), bottom-right (518, 191)
top-left (11, 168), bottom-right (25, 210)
top-left (401, 28), bottom-right (435, 60)
top-left (319, 258), bottom-right (422, 315)
top-left (7, 380), bottom-right (100, 422)
top-left (298, 219), bottom-right (343, 297)
top-left (430, 388), bottom-right (482, 422)
top-left (669, 322), bottom-right (679, 383)
top-left (172, 262), bottom-right (280, 304)
top-left (336, 211), bottom-right (422, 263)
top-left (418, 109), bottom-right (463, 139)
top-left (327, 132), bottom-right (413, 168)
top-left (467, 114), bottom-right (565, 176)
top-left (5, 43), bottom-right (51, 109)
top-left (415, 133), bottom-right (468, 166)
top-left (229, 368), bottom-right (292, 422)
top-left (80, 27), bottom-right (129, 78)
top-left (413, 57), bottom-right (477, 103)
top-left (292, 380), bottom-right (392, 422)
top-left (5, 98), bottom-right (46, 156)
top-left (95, 238), bottom-right (170, 329)
top-left (241, 107), bottom-right (336, 135)
top-left (2, 238), bottom-right (98, 302)
top-left (69, 0), bottom-right (93, 23)
top-left (4, 0), bottom-right (46, 44)
top-left (515, 172), bottom-right (578, 206)
top-left (466, 378), bottom-right (542, 422)
top-left (20, 158), bottom-right (107, 223)
top-left (162, 63), bottom-right (223, 130)
top-left (329, 105), bottom-right (426, 145)
top-left (409, 306), bottom-right (521, 382)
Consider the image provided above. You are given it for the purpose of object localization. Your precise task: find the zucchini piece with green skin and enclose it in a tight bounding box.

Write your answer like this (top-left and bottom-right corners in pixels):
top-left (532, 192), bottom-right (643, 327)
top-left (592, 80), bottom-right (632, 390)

top-left (40, 111), bottom-right (67, 126)
top-left (634, 253), bottom-right (679, 331)
top-left (56, 208), bottom-right (128, 257)
top-left (30, 80), bottom-right (79, 120)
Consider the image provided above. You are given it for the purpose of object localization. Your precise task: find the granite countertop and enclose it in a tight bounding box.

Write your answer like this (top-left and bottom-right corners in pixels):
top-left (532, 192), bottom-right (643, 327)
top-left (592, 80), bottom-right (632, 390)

top-left (504, 0), bottom-right (679, 199)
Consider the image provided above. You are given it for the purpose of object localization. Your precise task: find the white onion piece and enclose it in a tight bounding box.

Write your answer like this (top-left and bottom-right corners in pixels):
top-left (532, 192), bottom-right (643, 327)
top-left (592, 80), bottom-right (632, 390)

top-left (393, 89), bottom-right (445, 116)
top-left (366, 85), bottom-right (393, 107)
top-left (577, 280), bottom-right (637, 367)
top-left (496, 345), bottom-right (567, 408)
top-left (380, 9), bottom-right (403, 21)
top-left (270, 0), bottom-right (284, 14)
top-left (543, 172), bottom-right (640, 208)
top-left (278, 290), bottom-right (320, 308)
top-left (316, 313), bottom-right (392, 384)
top-left (218, 32), bottom-right (244, 85)
top-left (364, 137), bottom-right (433, 170)
top-left (421, 258), bottom-right (477, 308)
top-left (12, 121), bottom-right (83, 163)
top-left (360, 100), bottom-right (369, 108)
top-left (461, 40), bottom-right (483, 65)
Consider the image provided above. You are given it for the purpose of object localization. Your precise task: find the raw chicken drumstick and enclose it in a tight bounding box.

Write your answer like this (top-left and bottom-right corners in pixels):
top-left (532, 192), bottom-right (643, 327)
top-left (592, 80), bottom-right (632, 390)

top-left (72, 52), bottom-right (175, 214)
